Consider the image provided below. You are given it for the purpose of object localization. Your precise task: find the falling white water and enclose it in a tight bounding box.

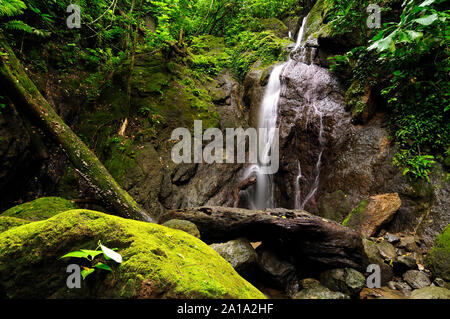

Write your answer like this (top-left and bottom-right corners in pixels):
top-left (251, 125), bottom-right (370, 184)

top-left (242, 16), bottom-right (309, 210)
top-left (295, 103), bottom-right (325, 210)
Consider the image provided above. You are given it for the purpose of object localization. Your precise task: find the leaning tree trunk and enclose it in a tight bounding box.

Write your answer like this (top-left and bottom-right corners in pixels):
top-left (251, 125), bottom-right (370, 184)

top-left (0, 34), bottom-right (153, 222)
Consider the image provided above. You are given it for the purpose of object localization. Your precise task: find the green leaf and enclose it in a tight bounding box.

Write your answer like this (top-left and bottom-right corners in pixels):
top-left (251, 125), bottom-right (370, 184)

top-left (415, 14), bottom-right (438, 26)
top-left (369, 32), bottom-right (396, 52)
top-left (81, 268), bottom-right (95, 280)
top-left (94, 263), bottom-right (112, 271)
top-left (100, 244), bottom-right (122, 263)
top-left (60, 251), bottom-right (91, 259)
top-left (419, 0), bottom-right (435, 7)
top-left (406, 30), bottom-right (423, 40)
top-left (80, 249), bottom-right (103, 260)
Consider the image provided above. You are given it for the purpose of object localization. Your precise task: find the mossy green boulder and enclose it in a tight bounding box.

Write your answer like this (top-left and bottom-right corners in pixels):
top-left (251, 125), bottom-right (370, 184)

top-left (161, 219), bottom-right (201, 239)
top-left (0, 216), bottom-right (31, 233)
top-left (425, 225), bottom-right (450, 281)
top-left (0, 210), bottom-right (265, 299)
top-left (1, 197), bottom-right (77, 221)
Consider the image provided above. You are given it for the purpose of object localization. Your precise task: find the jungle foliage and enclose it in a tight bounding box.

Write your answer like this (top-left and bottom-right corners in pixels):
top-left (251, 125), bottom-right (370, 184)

top-left (329, 0), bottom-right (449, 180)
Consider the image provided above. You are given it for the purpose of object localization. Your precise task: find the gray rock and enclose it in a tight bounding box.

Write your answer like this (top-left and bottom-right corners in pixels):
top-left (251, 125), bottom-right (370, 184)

top-left (376, 240), bottom-right (397, 260)
top-left (398, 236), bottom-right (420, 252)
top-left (410, 286), bottom-right (450, 299)
top-left (362, 238), bottom-right (394, 284)
top-left (403, 270), bottom-right (431, 289)
top-left (299, 278), bottom-right (321, 289)
top-left (384, 233), bottom-right (400, 244)
top-left (320, 268), bottom-right (366, 296)
top-left (210, 238), bottom-right (258, 275)
top-left (162, 219), bottom-right (201, 238)
top-left (292, 285), bottom-right (350, 299)
top-left (433, 277), bottom-right (445, 288)
top-left (392, 281), bottom-right (412, 297)
top-left (257, 249), bottom-right (297, 289)
top-left (394, 254), bottom-right (417, 272)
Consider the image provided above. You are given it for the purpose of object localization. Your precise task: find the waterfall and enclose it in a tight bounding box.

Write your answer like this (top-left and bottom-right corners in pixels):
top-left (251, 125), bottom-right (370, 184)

top-left (242, 16), bottom-right (309, 210)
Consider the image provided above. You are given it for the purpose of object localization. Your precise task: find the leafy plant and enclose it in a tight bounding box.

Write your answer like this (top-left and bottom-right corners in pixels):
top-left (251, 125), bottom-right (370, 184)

top-left (60, 241), bottom-right (122, 280)
top-left (329, 0), bottom-right (449, 180)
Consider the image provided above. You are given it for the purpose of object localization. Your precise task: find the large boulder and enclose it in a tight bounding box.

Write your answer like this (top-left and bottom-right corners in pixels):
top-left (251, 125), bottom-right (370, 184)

top-left (342, 193), bottom-right (402, 237)
top-left (0, 216), bottom-right (30, 233)
top-left (0, 210), bottom-right (265, 299)
top-left (425, 225), bottom-right (450, 281)
top-left (1, 197), bottom-right (77, 221)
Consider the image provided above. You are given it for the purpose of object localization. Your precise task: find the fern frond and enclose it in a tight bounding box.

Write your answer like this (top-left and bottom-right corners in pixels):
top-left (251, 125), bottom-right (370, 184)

top-left (0, 0), bottom-right (27, 17)
top-left (3, 19), bottom-right (32, 33)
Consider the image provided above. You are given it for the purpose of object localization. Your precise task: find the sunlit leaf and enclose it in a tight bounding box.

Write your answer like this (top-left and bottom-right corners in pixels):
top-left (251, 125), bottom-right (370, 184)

top-left (94, 263), bottom-right (112, 271)
top-left (415, 14), bottom-right (438, 25)
top-left (100, 244), bottom-right (122, 263)
top-left (60, 251), bottom-right (91, 259)
top-left (81, 268), bottom-right (95, 280)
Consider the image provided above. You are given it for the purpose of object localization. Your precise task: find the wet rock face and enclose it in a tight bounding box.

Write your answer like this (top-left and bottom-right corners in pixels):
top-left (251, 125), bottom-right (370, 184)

top-left (275, 56), bottom-right (351, 210)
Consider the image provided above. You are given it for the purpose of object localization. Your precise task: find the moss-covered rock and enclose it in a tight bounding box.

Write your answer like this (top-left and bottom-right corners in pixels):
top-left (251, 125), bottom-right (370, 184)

top-left (425, 225), bottom-right (450, 281)
top-left (0, 216), bottom-right (31, 233)
top-left (259, 18), bottom-right (289, 38)
top-left (1, 197), bottom-right (77, 221)
top-left (0, 210), bottom-right (265, 299)
top-left (342, 193), bottom-right (402, 237)
top-left (162, 219), bottom-right (201, 238)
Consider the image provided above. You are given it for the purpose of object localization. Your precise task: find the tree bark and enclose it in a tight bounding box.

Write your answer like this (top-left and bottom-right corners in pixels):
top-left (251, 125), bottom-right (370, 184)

top-left (159, 206), bottom-right (368, 270)
top-left (0, 34), bottom-right (153, 222)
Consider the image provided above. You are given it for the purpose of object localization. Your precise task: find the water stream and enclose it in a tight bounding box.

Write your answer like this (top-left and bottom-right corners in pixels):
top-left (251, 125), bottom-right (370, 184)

top-left (242, 16), bottom-right (308, 210)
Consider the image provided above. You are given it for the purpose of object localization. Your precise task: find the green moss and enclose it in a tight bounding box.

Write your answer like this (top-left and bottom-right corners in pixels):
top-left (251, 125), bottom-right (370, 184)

top-left (0, 210), bottom-right (265, 299)
top-left (303, 0), bottom-right (335, 41)
top-left (1, 197), bottom-right (77, 221)
top-left (345, 80), bottom-right (366, 117)
top-left (162, 219), bottom-right (201, 239)
top-left (425, 225), bottom-right (450, 281)
top-left (342, 199), bottom-right (369, 227)
top-left (259, 18), bottom-right (288, 38)
top-left (0, 216), bottom-right (31, 233)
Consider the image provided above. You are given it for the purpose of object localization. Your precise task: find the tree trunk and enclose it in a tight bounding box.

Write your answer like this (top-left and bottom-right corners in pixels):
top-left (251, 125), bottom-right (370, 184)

top-left (159, 206), bottom-right (368, 270)
top-left (0, 34), bottom-right (153, 222)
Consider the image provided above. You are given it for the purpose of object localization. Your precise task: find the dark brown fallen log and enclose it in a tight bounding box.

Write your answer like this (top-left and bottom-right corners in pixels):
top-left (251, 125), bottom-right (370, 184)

top-left (159, 206), bottom-right (368, 270)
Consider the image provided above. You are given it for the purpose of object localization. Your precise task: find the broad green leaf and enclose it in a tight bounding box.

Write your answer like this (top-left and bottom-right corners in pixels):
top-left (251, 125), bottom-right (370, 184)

top-left (60, 251), bottom-right (91, 259)
top-left (81, 268), bottom-right (95, 280)
top-left (94, 263), bottom-right (112, 271)
top-left (419, 0), bottom-right (435, 7)
top-left (100, 244), bottom-right (122, 263)
top-left (406, 30), bottom-right (423, 40)
top-left (415, 14), bottom-right (438, 25)
top-left (369, 32), bottom-right (395, 52)
top-left (398, 31), bottom-right (412, 43)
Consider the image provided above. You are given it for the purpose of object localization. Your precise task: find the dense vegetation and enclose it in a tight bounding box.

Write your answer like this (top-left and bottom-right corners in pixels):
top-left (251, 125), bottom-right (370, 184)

top-left (328, 0), bottom-right (449, 180)
top-left (0, 0), bottom-right (448, 180)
